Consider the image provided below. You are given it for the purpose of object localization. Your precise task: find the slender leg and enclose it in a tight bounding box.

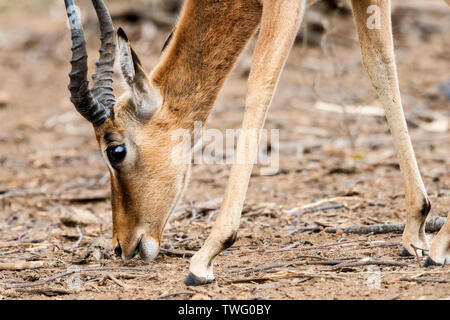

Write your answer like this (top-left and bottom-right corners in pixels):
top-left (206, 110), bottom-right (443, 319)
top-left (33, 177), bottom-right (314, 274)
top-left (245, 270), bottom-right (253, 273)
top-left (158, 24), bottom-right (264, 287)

top-left (351, 0), bottom-right (430, 256)
top-left (184, 0), bottom-right (306, 285)
top-left (427, 216), bottom-right (450, 265)
top-left (432, 0), bottom-right (450, 266)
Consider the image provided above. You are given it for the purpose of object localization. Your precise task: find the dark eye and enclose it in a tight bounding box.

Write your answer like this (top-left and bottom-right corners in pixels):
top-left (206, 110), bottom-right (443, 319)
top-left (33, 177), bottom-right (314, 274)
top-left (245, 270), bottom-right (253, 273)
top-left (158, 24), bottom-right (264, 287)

top-left (107, 145), bottom-right (127, 164)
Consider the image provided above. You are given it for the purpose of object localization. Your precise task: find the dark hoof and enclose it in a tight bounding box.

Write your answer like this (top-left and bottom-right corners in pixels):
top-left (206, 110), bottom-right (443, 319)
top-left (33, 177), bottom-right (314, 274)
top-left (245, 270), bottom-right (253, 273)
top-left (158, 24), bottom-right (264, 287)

top-left (184, 272), bottom-right (213, 286)
top-left (399, 248), bottom-right (413, 257)
top-left (423, 256), bottom-right (442, 267)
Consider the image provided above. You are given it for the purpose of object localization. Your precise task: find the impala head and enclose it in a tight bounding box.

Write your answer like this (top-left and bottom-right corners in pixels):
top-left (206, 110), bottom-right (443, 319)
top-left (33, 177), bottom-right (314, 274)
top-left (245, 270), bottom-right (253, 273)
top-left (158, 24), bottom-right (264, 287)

top-left (64, 0), bottom-right (189, 262)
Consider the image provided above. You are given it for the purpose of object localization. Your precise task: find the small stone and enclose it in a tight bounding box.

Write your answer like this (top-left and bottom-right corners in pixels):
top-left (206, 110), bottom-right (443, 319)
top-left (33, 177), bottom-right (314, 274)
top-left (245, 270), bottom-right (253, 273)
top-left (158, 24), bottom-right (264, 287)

top-left (60, 208), bottom-right (99, 227)
top-left (0, 91), bottom-right (10, 107)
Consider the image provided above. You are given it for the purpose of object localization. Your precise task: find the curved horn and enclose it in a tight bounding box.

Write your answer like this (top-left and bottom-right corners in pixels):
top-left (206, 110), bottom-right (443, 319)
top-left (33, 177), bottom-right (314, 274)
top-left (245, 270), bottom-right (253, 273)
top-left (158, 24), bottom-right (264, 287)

top-left (91, 0), bottom-right (116, 108)
top-left (64, 0), bottom-right (112, 126)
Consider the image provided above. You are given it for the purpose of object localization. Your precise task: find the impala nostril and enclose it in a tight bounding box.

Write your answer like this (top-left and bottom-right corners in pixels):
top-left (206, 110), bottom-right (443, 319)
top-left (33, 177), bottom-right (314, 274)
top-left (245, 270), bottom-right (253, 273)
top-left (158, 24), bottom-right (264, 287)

top-left (114, 244), bottom-right (122, 257)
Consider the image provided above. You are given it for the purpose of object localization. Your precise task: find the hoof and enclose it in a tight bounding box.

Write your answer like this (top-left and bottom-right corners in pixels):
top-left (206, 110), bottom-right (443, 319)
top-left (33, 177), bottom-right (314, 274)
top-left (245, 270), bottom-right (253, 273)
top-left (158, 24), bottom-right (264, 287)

top-left (399, 248), bottom-right (413, 257)
top-left (423, 256), bottom-right (442, 267)
top-left (184, 272), bottom-right (214, 286)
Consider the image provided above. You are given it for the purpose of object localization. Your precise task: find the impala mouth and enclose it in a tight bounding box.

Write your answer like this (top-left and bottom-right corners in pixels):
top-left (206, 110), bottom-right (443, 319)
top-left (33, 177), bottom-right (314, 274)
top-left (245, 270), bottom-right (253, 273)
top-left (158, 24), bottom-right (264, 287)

top-left (120, 243), bottom-right (138, 261)
top-left (114, 236), bottom-right (141, 260)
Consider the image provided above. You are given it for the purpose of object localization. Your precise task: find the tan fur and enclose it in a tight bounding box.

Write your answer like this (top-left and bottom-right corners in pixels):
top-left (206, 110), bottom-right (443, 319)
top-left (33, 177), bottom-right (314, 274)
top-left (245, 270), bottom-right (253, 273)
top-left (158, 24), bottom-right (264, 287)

top-left (430, 215), bottom-right (450, 264)
top-left (152, 0), bottom-right (262, 127)
top-left (189, 0), bottom-right (306, 283)
top-left (86, 0), bottom-right (448, 273)
top-left (94, 0), bottom-right (262, 259)
top-left (352, 0), bottom-right (431, 257)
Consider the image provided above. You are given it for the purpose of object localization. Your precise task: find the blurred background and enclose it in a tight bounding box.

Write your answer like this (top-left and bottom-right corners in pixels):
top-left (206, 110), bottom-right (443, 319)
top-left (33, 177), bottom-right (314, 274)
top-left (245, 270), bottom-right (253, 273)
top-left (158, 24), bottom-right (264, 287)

top-left (0, 0), bottom-right (449, 299)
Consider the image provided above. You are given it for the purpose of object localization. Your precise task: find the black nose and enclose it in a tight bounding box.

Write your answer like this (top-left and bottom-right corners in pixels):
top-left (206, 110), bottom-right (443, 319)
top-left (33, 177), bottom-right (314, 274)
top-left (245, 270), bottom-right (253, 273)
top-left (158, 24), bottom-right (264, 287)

top-left (114, 243), bottom-right (122, 257)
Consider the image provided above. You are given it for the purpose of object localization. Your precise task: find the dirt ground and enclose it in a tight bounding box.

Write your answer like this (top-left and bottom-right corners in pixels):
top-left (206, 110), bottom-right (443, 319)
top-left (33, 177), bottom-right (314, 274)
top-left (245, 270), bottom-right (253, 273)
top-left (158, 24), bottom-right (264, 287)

top-left (0, 0), bottom-right (449, 300)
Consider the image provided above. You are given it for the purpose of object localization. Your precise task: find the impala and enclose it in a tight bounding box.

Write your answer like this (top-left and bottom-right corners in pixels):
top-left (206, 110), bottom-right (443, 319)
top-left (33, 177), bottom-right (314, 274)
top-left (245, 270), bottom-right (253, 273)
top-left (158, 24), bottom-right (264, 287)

top-left (63, 0), bottom-right (449, 285)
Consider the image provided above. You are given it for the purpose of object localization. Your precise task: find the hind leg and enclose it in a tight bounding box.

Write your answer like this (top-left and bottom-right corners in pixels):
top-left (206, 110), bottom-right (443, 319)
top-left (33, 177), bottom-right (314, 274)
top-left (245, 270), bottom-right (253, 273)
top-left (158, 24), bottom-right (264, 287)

top-left (351, 0), bottom-right (430, 256)
top-left (426, 216), bottom-right (450, 265)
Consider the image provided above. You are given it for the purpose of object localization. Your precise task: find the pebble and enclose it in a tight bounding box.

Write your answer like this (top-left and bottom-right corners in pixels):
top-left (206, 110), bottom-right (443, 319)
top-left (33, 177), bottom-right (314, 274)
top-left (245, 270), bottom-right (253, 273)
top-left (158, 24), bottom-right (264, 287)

top-left (0, 91), bottom-right (10, 107)
top-left (60, 208), bottom-right (100, 227)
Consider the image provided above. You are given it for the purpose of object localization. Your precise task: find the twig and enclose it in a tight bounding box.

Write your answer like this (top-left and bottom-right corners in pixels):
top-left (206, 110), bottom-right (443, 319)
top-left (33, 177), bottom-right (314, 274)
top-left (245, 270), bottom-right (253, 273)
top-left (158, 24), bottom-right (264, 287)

top-left (400, 277), bottom-right (450, 284)
top-left (0, 260), bottom-right (49, 271)
top-left (16, 287), bottom-right (72, 296)
top-left (225, 270), bottom-right (344, 284)
top-left (325, 216), bottom-right (446, 235)
top-left (0, 249), bottom-right (21, 256)
top-left (160, 248), bottom-right (195, 257)
top-left (410, 244), bottom-right (427, 267)
top-left (264, 240), bottom-right (362, 254)
top-left (286, 226), bottom-right (323, 235)
top-left (314, 220), bottom-right (333, 227)
top-left (0, 187), bottom-right (48, 200)
top-left (283, 196), bottom-right (361, 215)
top-left (332, 259), bottom-right (410, 270)
top-left (154, 291), bottom-right (196, 300)
top-left (106, 274), bottom-right (127, 289)
top-left (73, 226), bottom-right (83, 248)
top-left (292, 277), bottom-right (313, 285)
top-left (278, 241), bottom-right (300, 251)
top-left (233, 258), bottom-right (354, 274)
top-left (284, 203), bottom-right (345, 215)
top-left (4, 266), bottom-right (155, 289)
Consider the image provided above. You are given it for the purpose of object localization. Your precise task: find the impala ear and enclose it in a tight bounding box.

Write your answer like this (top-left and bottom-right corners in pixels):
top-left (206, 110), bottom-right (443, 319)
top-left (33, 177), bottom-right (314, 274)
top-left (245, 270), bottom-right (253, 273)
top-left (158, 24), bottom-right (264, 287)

top-left (117, 27), bottom-right (160, 121)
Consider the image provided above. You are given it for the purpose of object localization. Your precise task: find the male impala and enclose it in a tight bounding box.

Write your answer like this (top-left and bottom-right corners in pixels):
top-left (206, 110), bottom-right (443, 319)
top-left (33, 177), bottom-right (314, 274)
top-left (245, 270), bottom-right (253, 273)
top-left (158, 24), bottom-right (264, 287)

top-left (63, 0), bottom-right (449, 285)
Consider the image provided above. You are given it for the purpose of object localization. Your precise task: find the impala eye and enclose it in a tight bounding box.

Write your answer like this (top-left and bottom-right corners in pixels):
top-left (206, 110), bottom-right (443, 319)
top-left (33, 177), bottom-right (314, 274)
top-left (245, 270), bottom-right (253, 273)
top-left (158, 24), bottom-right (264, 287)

top-left (107, 145), bottom-right (127, 164)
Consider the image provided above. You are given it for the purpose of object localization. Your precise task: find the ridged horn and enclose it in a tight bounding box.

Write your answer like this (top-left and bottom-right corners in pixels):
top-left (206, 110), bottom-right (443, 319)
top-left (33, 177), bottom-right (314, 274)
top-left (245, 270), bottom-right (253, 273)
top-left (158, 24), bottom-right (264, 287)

top-left (91, 0), bottom-right (116, 108)
top-left (64, 0), bottom-right (115, 126)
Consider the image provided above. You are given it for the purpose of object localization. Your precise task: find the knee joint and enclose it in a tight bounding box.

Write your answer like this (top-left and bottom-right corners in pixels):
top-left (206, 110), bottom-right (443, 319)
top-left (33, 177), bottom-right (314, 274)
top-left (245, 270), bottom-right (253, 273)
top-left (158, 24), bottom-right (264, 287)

top-left (221, 232), bottom-right (237, 251)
